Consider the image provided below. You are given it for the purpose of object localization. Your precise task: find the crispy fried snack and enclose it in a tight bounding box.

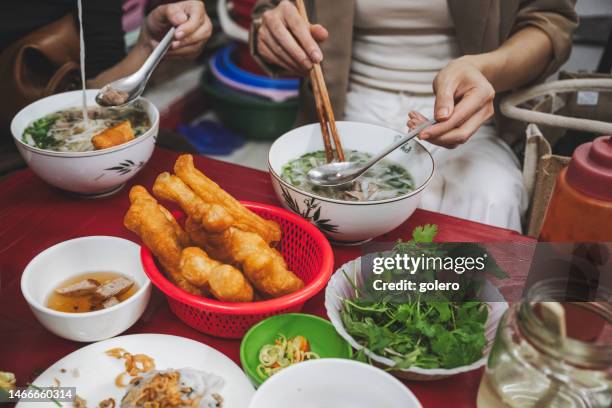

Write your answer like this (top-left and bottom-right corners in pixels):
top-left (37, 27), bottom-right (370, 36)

top-left (174, 154), bottom-right (281, 243)
top-left (180, 247), bottom-right (254, 302)
top-left (92, 120), bottom-right (135, 150)
top-left (124, 186), bottom-right (201, 295)
top-left (153, 172), bottom-right (234, 233)
top-left (185, 219), bottom-right (304, 298)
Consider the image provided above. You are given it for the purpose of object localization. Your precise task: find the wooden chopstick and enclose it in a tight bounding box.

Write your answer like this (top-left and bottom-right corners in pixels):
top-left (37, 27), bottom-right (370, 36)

top-left (310, 74), bottom-right (334, 162)
top-left (295, 0), bottom-right (345, 163)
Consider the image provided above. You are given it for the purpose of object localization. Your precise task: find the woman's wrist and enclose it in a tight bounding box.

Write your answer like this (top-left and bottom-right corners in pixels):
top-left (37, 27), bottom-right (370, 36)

top-left (457, 53), bottom-right (506, 92)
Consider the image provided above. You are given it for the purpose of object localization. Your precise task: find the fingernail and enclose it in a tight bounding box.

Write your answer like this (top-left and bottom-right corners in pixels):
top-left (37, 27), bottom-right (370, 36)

top-left (176, 12), bottom-right (187, 23)
top-left (172, 41), bottom-right (180, 48)
top-left (420, 132), bottom-right (429, 140)
top-left (311, 50), bottom-right (322, 62)
top-left (437, 108), bottom-right (449, 118)
top-left (175, 30), bottom-right (184, 39)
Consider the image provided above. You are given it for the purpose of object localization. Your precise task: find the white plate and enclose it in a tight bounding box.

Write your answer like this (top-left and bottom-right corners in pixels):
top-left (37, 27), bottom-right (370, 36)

top-left (16, 334), bottom-right (255, 408)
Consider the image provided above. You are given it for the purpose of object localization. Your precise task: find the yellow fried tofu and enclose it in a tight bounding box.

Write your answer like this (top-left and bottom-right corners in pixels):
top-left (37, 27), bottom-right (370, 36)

top-left (92, 120), bottom-right (135, 150)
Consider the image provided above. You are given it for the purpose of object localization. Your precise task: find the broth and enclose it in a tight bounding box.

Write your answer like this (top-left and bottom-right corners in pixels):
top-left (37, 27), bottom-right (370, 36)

top-left (22, 102), bottom-right (150, 152)
top-left (281, 150), bottom-right (414, 201)
top-left (47, 271), bottom-right (138, 313)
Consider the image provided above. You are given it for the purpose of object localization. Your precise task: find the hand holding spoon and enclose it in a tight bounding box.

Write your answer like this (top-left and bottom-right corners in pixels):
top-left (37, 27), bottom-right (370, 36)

top-left (95, 28), bottom-right (176, 107)
top-left (307, 119), bottom-right (436, 187)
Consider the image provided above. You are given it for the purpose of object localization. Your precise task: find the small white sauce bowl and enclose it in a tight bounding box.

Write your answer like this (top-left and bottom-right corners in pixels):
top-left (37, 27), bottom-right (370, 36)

top-left (248, 358), bottom-right (422, 408)
top-left (11, 90), bottom-right (158, 198)
top-left (20, 236), bottom-right (151, 342)
top-left (269, 121), bottom-right (435, 244)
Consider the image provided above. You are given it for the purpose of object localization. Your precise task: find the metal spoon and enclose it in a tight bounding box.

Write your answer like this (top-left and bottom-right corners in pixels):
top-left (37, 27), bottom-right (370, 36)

top-left (95, 28), bottom-right (176, 107)
top-left (307, 119), bottom-right (436, 187)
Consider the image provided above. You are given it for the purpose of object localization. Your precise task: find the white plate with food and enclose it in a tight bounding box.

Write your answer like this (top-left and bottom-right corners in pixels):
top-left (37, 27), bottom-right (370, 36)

top-left (16, 334), bottom-right (255, 408)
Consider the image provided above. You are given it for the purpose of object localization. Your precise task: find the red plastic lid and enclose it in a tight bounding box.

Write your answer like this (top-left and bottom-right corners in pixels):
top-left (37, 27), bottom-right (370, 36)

top-left (566, 136), bottom-right (612, 201)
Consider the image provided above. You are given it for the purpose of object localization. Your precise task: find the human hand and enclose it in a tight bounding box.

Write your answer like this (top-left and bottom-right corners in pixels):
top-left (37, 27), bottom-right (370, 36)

top-left (408, 58), bottom-right (495, 148)
top-left (142, 0), bottom-right (212, 59)
top-left (255, 0), bottom-right (328, 75)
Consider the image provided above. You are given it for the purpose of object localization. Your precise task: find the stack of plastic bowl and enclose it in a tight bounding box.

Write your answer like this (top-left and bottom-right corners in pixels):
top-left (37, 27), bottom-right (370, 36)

top-left (203, 41), bottom-right (300, 139)
top-left (212, 0), bottom-right (301, 139)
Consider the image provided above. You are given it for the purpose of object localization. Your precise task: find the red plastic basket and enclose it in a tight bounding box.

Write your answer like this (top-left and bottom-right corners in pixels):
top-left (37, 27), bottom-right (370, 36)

top-left (141, 201), bottom-right (334, 338)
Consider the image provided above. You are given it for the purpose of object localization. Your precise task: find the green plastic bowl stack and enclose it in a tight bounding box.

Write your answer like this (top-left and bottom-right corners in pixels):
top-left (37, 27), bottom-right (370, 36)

top-left (201, 45), bottom-right (299, 140)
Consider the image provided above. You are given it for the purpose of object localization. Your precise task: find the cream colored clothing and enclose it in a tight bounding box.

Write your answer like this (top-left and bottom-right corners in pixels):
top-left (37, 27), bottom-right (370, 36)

top-left (344, 83), bottom-right (528, 232)
top-left (350, 0), bottom-right (462, 93)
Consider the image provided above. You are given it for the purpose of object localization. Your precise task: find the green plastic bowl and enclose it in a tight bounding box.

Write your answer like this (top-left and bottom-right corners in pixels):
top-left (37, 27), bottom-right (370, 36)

top-left (240, 313), bottom-right (352, 387)
top-left (200, 70), bottom-right (299, 140)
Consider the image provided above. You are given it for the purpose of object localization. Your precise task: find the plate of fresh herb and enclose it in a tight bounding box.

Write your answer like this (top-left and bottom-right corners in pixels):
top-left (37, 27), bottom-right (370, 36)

top-left (325, 225), bottom-right (508, 380)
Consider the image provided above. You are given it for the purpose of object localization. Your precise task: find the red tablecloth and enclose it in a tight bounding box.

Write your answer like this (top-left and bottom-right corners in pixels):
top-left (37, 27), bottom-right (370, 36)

top-left (0, 147), bottom-right (534, 407)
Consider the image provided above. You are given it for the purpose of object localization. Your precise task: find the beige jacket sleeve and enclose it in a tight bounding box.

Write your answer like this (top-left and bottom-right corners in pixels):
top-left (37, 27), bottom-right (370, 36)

top-left (513, 0), bottom-right (578, 82)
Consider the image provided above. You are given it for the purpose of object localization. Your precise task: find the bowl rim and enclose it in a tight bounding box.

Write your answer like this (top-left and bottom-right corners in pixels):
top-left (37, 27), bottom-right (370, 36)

top-left (20, 236), bottom-right (152, 319)
top-left (247, 358), bottom-right (423, 407)
top-left (239, 312), bottom-right (353, 386)
top-left (10, 90), bottom-right (159, 158)
top-left (268, 121), bottom-right (435, 206)
top-left (215, 43), bottom-right (300, 89)
top-left (140, 201), bottom-right (334, 315)
top-left (201, 69), bottom-right (299, 108)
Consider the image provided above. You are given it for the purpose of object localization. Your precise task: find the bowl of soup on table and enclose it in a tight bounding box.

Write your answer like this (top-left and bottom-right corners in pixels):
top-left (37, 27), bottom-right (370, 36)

top-left (268, 121), bottom-right (434, 244)
top-left (11, 90), bottom-right (158, 197)
top-left (20, 236), bottom-right (151, 342)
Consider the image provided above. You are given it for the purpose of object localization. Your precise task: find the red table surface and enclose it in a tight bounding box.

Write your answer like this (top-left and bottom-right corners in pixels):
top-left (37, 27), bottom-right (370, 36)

top-left (0, 147), bottom-right (534, 407)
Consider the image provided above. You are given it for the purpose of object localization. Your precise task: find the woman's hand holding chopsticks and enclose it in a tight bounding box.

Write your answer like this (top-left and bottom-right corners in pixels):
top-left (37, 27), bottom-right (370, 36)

top-left (255, 0), bottom-right (328, 76)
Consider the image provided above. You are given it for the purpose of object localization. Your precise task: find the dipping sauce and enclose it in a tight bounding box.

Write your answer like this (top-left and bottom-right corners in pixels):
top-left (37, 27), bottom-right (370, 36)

top-left (47, 272), bottom-right (138, 313)
top-left (281, 150), bottom-right (413, 201)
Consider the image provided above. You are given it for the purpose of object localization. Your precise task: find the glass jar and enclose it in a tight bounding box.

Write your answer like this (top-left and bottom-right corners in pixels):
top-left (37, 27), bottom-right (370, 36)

top-left (478, 281), bottom-right (612, 408)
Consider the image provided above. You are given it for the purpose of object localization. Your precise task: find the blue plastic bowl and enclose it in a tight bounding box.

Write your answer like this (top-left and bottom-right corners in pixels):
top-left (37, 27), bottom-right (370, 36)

top-left (211, 44), bottom-right (300, 91)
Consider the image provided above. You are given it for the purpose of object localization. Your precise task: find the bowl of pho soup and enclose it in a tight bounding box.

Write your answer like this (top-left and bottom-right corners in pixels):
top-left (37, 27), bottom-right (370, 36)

top-left (268, 121), bottom-right (434, 244)
top-left (11, 90), bottom-right (158, 197)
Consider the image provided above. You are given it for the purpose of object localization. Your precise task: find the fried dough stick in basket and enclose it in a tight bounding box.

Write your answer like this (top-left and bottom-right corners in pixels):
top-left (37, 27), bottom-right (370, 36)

top-left (174, 154), bottom-right (281, 243)
top-left (124, 186), bottom-right (201, 295)
top-left (153, 172), bottom-right (235, 233)
top-left (180, 247), bottom-right (254, 302)
top-left (185, 218), bottom-right (304, 298)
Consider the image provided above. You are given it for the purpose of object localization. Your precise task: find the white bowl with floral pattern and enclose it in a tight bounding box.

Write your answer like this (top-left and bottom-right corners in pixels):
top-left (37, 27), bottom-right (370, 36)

top-left (11, 90), bottom-right (158, 198)
top-left (268, 121), bottom-right (435, 244)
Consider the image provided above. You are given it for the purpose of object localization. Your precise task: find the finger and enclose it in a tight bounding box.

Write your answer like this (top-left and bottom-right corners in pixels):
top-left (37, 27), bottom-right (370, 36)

top-left (421, 86), bottom-right (493, 139)
top-left (263, 11), bottom-right (312, 70)
top-left (173, 3), bottom-right (205, 40)
top-left (310, 24), bottom-right (329, 42)
top-left (283, 9), bottom-right (323, 62)
top-left (257, 41), bottom-right (293, 72)
top-left (426, 104), bottom-right (493, 147)
top-left (432, 72), bottom-right (457, 121)
top-left (166, 42), bottom-right (204, 59)
top-left (164, 3), bottom-right (189, 28)
top-left (171, 18), bottom-right (212, 48)
top-left (408, 111), bottom-right (429, 123)
top-left (259, 26), bottom-right (306, 74)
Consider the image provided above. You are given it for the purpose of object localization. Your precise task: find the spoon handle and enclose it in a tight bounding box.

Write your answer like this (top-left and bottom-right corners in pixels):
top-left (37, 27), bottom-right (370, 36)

top-left (138, 27), bottom-right (176, 83)
top-left (356, 119), bottom-right (436, 177)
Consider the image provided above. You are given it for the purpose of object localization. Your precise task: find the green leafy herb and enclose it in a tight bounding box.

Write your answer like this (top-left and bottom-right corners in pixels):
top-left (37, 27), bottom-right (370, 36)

top-left (340, 224), bottom-right (495, 370)
top-left (22, 115), bottom-right (60, 149)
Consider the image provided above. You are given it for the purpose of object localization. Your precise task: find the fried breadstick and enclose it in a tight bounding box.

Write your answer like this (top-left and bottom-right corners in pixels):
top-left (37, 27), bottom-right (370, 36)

top-left (153, 172), bottom-right (234, 233)
top-left (180, 247), bottom-right (254, 302)
top-left (185, 220), bottom-right (304, 298)
top-left (124, 186), bottom-right (201, 295)
top-left (174, 154), bottom-right (281, 243)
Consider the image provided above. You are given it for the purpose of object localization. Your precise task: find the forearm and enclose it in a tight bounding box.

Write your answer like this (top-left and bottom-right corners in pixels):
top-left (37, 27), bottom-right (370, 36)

top-left (87, 41), bottom-right (153, 88)
top-left (461, 26), bottom-right (554, 93)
